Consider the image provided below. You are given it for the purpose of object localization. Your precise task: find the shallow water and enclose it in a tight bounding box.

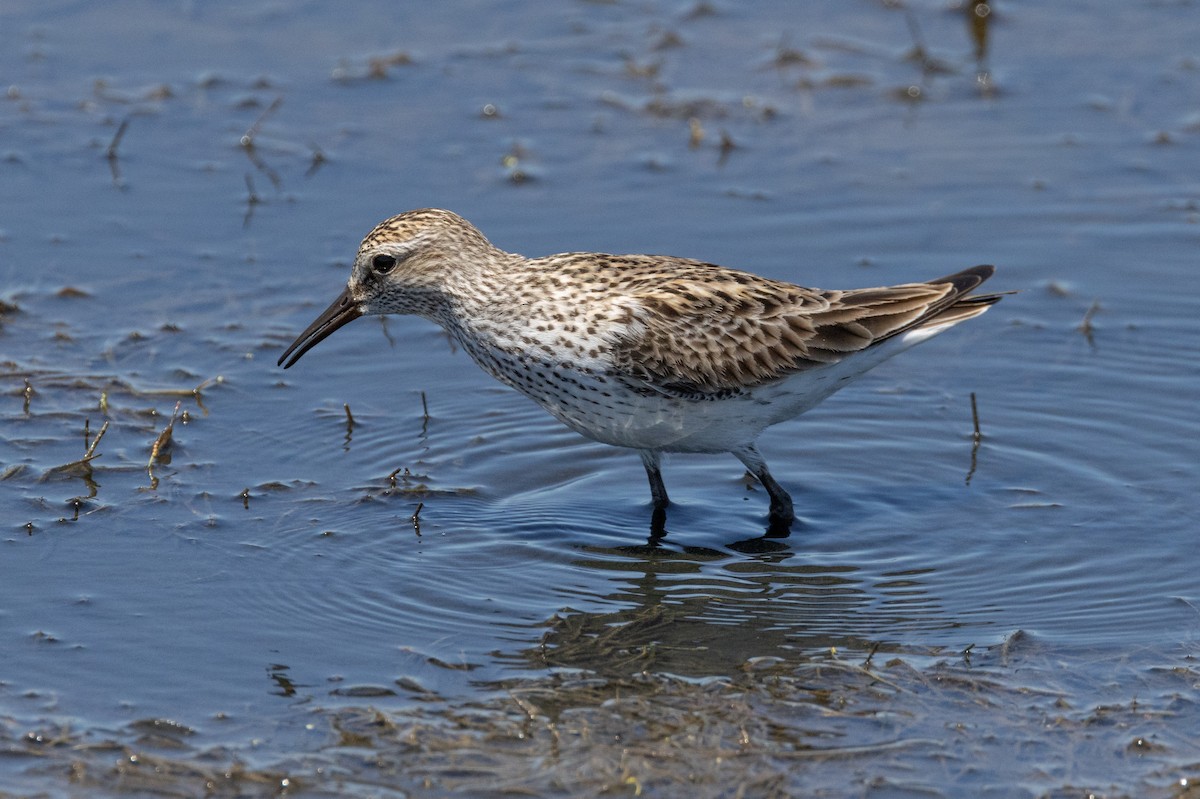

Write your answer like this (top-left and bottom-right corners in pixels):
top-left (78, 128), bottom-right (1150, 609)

top-left (2, 1), bottom-right (1199, 796)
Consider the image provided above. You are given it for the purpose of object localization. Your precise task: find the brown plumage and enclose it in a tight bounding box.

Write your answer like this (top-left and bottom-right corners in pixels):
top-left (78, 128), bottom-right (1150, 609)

top-left (610, 262), bottom-right (996, 395)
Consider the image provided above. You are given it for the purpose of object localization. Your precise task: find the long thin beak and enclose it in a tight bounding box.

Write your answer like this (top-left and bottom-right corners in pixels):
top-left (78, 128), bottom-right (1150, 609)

top-left (277, 287), bottom-right (363, 369)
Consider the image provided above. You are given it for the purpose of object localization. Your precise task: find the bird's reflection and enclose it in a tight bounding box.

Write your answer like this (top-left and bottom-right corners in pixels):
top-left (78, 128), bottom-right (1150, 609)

top-left (500, 522), bottom-right (946, 680)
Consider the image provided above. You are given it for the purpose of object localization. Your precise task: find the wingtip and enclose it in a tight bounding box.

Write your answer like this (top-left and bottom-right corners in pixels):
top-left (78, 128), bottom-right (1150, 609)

top-left (932, 264), bottom-right (995, 295)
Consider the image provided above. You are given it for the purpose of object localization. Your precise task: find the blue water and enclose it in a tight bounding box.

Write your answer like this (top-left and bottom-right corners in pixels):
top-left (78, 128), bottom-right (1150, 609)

top-left (2, 1), bottom-right (1199, 795)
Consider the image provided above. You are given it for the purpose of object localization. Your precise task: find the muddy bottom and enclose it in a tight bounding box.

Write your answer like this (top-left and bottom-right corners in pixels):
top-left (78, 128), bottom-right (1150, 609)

top-left (7, 629), bottom-right (1200, 798)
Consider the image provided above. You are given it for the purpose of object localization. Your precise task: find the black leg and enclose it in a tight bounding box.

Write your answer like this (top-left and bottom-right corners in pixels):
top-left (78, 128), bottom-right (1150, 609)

top-left (649, 505), bottom-right (668, 540)
top-left (733, 445), bottom-right (794, 529)
top-left (639, 449), bottom-right (670, 509)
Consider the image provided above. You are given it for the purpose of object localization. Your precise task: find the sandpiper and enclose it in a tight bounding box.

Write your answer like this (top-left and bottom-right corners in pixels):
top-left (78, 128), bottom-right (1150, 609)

top-left (279, 209), bottom-right (1001, 531)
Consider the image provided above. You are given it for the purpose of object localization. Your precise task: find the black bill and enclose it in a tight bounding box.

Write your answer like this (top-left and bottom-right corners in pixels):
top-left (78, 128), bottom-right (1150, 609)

top-left (277, 287), bottom-right (363, 369)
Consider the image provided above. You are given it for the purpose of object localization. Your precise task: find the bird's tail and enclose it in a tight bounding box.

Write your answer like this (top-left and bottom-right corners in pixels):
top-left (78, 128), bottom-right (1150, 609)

top-left (916, 265), bottom-right (1004, 332)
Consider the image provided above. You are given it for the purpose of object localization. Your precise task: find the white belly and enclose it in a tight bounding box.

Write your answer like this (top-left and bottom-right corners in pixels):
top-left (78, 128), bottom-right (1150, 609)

top-left (461, 323), bottom-right (939, 453)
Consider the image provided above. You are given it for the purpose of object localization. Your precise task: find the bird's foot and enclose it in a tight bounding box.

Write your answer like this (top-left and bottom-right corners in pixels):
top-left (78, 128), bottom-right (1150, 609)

top-left (766, 503), bottom-right (794, 538)
top-left (650, 504), bottom-right (668, 539)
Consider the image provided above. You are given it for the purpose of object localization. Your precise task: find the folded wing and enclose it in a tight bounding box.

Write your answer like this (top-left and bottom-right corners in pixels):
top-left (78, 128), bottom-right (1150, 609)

top-left (614, 264), bottom-right (998, 395)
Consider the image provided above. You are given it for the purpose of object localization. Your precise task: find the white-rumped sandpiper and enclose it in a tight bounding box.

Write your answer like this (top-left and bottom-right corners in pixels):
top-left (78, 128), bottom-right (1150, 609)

top-left (279, 209), bottom-right (1000, 532)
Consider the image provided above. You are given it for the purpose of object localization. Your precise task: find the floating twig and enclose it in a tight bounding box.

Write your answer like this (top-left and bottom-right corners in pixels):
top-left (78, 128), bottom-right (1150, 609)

top-left (305, 144), bottom-right (326, 177)
top-left (243, 173), bottom-right (261, 228)
top-left (106, 116), bottom-right (131, 185)
top-left (240, 95), bottom-right (283, 149)
top-left (796, 658), bottom-right (908, 694)
top-left (239, 96), bottom-right (283, 190)
top-left (192, 375), bottom-right (221, 395)
top-left (148, 402), bottom-right (181, 466)
top-left (387, 466), bottom-right (405, 489)
top-left (343, 402), bottom-right (356, 449)
top-left (903, 8), bottom-right (929, 65)
top-left (1174, 595), bottom-right (1200, 619)
top-left (410, 502), bottom-right (424, 536)
top-left (901, 7), bottom-right (955, 78)
top-left (717, 130), bottom-right (737, 166)
top-left (419, 390), bottom-right (430, 438)
top-left (891, 6), bottom-right (954, 118)
top-left (970, 392), bottom-right (982, 442)
top-left (147, 402), bottom-right (182, 488)
top-left (366, 51), bottom-right (413, 80)
top-left (965, 392), bottom-right (982, 485)
top-left (118, 376), bottom-right (222, 401)
top-left (1077, 299), bottom-right (1100, 346)
top-left (863, 641), bottom-right (882, 669)
top-left (767, 35), bottom-right (816, 71)
top-left (103, 376), bottom-right (220, 412)
top-left (966, 0), bottom-right (992, 62)
top-left (22, 377), bottom-right (33, 414)
top-left (44, 420), bottom-right (109, 481)
top-left (83, 420), bottom-right (109, 461)
top-left (190, 376), bottom-right (220, 415)
top-left (967, 0), bottom-right (995, 95)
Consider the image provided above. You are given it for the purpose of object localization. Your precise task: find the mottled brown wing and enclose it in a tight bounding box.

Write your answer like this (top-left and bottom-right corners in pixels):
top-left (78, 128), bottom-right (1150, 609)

top-left (614, 265), bottom-right (995, 395)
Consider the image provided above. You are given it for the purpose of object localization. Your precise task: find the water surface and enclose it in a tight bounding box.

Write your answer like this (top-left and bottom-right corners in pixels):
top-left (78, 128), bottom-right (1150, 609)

top-left (2, 1), bottom-right (1199, 796)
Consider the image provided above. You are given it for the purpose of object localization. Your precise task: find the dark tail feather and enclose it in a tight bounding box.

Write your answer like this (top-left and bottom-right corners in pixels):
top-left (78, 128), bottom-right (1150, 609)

top-left (930, 264), bottom-right (994, 294)
top-left (922, 265), bottom-right (1003, 328)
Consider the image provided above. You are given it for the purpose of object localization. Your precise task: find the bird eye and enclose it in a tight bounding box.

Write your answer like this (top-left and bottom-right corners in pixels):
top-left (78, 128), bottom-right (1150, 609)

top-left (372, 254), bottom-right (398, 274)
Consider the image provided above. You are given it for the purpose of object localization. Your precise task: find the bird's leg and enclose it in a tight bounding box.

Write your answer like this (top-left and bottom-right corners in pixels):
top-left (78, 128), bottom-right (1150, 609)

top-left (639, 450), bottom-right (671, 537)
top-left (733, 445), bottom-right (795, 529)
top-left (639, 449), bottom-right (670, 509)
